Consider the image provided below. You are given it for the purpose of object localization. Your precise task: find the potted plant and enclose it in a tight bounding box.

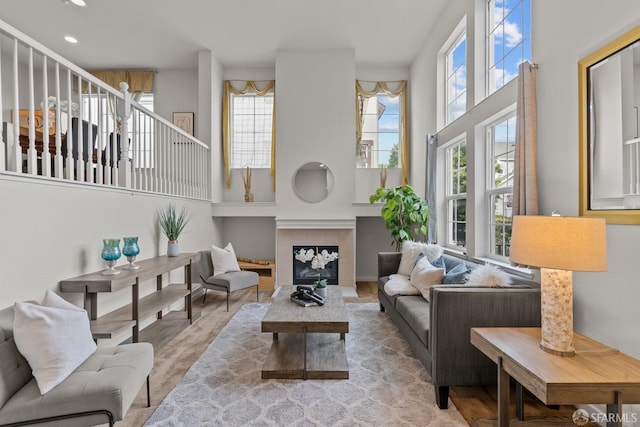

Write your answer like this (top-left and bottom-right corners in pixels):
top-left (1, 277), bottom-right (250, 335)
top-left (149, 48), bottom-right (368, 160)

top-left (159, 204), bottom-right (189, 257)
top-left (314, 278), bottom-right (328, 298)
top-left (369, 185), bottom-right (429, 251)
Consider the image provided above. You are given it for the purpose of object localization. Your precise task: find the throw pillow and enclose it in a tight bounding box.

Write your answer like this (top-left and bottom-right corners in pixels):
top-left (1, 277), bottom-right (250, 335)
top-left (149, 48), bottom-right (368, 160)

top-left (442, 262), bottom-right (471, 284)
top-left (397, 241), bottom-right (443, 276)
top-left (383, 274), bottom-right (420, 296)
top-left (465, 264), bottom-right (512, 288)
top-left (211, 242), bottom-right (241, 276)
top-left (13, 290), bottom-right (97, 394)
top-left (409, 256), bottom-right (445, 301)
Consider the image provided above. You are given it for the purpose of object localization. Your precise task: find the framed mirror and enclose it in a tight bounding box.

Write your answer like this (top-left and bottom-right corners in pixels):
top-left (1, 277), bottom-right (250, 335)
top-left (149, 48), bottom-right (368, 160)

top-left (579, 25), bottom-right (640, 224)
top-left (293, 162), bottom-right (334, 203)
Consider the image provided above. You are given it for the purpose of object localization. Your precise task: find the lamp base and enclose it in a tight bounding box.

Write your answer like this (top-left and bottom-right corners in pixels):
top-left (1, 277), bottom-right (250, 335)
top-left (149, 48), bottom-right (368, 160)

top-left (540, 268), bottom-right (575, 357)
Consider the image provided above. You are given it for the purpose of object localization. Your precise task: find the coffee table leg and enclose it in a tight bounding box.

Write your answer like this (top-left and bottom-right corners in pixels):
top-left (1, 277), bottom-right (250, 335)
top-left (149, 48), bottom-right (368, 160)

top-left (498, 356), bottom-right (510, 427)
top-left (606, 391), bottom-right (622, 427)
top-left (340, 332), bottom-right (345, 340)
top-left (273, 333), bottom-right (278, 340)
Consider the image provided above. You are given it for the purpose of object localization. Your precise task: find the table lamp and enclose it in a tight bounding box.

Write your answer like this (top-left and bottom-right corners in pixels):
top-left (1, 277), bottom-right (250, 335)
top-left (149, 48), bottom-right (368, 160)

top-left (510, 215), bottom-right (607, 356)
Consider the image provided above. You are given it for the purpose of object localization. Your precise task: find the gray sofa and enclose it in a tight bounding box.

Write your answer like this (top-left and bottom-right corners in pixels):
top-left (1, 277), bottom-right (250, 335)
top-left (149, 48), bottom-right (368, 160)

top-left (378, 251), bottom-right (541, 409)
top-left (0, 305), bottom-right (153, 426)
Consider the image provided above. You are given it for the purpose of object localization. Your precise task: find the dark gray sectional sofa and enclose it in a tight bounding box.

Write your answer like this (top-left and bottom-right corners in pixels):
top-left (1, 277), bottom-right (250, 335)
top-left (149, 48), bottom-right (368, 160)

top-left (377, 251), bottom-right (541, 409)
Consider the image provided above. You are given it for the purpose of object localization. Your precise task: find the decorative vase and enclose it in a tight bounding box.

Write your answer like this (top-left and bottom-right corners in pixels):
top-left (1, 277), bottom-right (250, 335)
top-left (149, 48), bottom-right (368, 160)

top-left (101, 238), bottom-right (121, 275)
top-left (315, 287), bottom-right (327, 298)
top-left (167, 240), bottom-right (179, 257)
top-left (122, 237), bottom-right (140, 269)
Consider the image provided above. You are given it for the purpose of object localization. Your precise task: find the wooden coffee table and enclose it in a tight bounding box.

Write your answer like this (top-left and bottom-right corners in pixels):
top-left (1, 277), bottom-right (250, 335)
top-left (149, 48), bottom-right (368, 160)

top-left (261, 285), bottom-right (349, 380)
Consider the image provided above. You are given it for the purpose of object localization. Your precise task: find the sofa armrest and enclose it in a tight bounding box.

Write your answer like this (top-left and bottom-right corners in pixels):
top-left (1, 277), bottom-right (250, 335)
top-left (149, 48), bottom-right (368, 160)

top-left (429, 285), bottom-right (541, 387)
top-left (377, 252), bottom-right (402, 278)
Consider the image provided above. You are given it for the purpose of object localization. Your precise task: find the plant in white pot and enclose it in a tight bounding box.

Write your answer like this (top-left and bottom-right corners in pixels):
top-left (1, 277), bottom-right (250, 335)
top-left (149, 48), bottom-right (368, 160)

top-left (159, 204), bottom-right (189, 257)
top-left (314, 278), bottom-right (328, 298)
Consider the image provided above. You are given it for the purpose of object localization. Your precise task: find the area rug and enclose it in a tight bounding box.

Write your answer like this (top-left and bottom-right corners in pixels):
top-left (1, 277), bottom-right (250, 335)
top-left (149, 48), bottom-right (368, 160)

top-left (471, 417), bottom-right (579, 426)
top-left (144, 303), bottom-right (467, 426)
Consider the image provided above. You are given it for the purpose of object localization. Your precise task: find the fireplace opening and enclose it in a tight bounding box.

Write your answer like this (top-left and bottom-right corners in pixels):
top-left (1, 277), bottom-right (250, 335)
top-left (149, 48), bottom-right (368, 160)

top-left (293, 246), bottom-right (339, 286)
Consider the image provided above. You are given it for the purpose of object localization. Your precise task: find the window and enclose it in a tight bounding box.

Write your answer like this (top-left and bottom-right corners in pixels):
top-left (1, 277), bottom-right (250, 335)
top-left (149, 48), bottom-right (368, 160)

top-left (445, 139), bottom-right (467, 249)
top-left (446, 32), bottom-right (466, 124)
top-left (229, 92), bottom-right (274, 169)
top-left (487, 0), bottom-right (531, 94)
top-left (487, 114), bottom-right (516, 258)
top-left (356, 81), bottom-right (407, 177)
top-left (358, 92), bottom-right (401, 168)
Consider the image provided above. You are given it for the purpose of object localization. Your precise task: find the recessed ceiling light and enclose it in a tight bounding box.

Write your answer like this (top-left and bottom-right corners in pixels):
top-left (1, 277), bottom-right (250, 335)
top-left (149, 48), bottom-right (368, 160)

top-left (64, 35), bottom-right (78, 44)
top-left (63, 0), bottom-right (87, 6)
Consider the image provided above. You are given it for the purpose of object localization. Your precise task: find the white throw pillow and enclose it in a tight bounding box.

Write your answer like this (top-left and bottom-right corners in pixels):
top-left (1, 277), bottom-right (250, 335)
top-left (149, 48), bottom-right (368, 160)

top-left (409, 256), bottom-right (445, 301)
top-left (465, 264), bottom-right (512, 288)
top-left (13, 290), bottom-right (96, 394)
top-left (211, 242), bottom-right (241, 276)
top-left (398, 241), bottom-right (443, 276)
top-left (384, 274), bottom-right (420, 296)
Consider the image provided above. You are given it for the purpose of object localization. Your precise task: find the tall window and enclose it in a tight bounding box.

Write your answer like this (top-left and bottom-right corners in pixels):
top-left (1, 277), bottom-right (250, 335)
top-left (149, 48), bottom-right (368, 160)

top-left (445, 139), bottom-right (467, 249)
top-left (487, 0), bottom-right (531, 94)
top-left (229, 92), bottom-right (274, 169)
top-left (358, 92), bottom-right (401, 168)
top-left (487, 114), bottom-right (516, 258)
top-left (446, 32), bottom-right (467, 124)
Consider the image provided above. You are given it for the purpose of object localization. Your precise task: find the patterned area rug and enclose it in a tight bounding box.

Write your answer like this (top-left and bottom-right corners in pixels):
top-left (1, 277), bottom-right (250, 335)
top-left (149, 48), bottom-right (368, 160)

top-left (145, 303), bottom-right (467, 426)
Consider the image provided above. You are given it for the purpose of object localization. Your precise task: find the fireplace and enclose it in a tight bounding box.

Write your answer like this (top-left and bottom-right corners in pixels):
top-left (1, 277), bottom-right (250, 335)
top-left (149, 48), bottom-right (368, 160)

top-left (293, 246), bottom-right (339, 286)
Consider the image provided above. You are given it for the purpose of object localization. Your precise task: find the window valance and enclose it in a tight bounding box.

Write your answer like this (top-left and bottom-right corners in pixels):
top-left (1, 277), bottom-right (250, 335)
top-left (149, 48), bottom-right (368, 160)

top-left (88, 70), bottom-right (154, 92)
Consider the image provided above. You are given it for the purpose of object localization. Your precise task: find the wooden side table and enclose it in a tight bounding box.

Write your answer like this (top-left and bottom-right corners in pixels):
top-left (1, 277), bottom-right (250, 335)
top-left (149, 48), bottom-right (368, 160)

top-left (471, 327), bottom-right (640, 427)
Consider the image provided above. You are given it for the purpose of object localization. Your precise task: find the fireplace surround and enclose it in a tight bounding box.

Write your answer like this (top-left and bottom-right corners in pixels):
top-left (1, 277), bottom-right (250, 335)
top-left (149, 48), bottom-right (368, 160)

top-left (275, 219), bottom-right (355, 287)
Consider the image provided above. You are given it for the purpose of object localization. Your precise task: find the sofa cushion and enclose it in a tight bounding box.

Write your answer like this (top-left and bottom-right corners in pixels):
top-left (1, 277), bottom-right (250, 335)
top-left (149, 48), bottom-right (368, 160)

top-left (13, 291), bottom-right (96, 394)
top-left (442, 262), bottom-right (471, 284)
top-left (395, 296), bottom-right (430, 347)
top-left (410, 257), bottom-right (445, 301)
top-left (383, 274), bottom-right (419, 296)
top-left (398, 241), bottom-right (443, 276)
top-left (0, 342), bottom-right (153, 426)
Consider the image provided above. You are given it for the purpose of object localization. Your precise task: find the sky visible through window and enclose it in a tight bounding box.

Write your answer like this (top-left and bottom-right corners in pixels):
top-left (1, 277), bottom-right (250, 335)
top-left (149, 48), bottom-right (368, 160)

top-left (488, 0), bottom-right (531, 93)
top-left (447, 33), bottom-right (466, 123)
top-left (361, 94), bottom-right (400, 167)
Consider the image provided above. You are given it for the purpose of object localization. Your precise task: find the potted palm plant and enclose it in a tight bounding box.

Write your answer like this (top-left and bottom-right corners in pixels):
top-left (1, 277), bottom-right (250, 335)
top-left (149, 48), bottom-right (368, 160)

top-left (159, 204), bottom-right (189, 257)
top-left (369, 185), bottom-right (429, 251)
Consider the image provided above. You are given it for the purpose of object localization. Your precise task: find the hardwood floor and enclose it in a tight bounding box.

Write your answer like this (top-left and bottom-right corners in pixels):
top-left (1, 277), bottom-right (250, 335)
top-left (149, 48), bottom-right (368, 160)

top-left (125, 281), bottom-right (586, 426)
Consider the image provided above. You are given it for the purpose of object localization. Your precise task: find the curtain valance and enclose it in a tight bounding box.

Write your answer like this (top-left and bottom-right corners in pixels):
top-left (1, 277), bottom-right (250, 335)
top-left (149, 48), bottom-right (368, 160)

top-left (88, 70), bottom-right (154, 92)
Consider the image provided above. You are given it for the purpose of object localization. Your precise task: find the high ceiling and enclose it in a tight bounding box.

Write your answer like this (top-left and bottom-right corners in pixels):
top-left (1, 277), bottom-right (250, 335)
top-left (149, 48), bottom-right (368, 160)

top-left (0, 0), bottom-right (448, 70)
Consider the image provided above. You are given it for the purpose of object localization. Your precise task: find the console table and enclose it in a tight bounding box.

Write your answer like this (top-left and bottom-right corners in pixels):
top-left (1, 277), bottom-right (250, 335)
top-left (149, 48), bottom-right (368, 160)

top-left (60, 253), bottom-right (200, 342)
top-left (471, 327), bottom-right (640, 427)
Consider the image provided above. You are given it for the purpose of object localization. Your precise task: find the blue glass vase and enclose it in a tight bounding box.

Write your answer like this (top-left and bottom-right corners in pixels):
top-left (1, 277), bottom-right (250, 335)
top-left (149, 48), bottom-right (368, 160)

top-left (122, 237), bottom-right (140, 270)
top-left (101, 238), bottom-right (121, 275)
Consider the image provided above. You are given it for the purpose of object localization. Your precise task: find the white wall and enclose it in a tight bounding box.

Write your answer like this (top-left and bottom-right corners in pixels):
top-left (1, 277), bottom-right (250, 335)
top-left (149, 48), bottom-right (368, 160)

top-left (0, 177), bottom-right (215, 341)
top-left (153, 69), bottom-right (198, 136)
top-left (275, 49), bottom-right (356, 218)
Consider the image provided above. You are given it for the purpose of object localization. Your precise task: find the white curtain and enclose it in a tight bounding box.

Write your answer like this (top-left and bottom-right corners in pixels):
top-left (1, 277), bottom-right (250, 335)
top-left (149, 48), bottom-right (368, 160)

top-left (513, 61), bottom-right (539, 216)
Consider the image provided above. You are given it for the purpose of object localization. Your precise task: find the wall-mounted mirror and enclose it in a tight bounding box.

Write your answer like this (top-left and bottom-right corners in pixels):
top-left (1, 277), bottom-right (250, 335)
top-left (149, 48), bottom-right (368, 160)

top-left (579, 25), bottom-right (640, 224)
top-left (293, 162), bottom-right (334, 203)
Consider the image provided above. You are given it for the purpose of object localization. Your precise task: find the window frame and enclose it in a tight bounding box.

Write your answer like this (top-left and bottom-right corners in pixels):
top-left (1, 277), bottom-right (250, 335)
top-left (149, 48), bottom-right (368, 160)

top-left (445, 31), bottom-right (467, 125)
top-left (486, 112), bottom-right (516, 260)
top-left (444, 137), bottom-right (467, 250)
top-left (228, 91), bottom-right (275, 170)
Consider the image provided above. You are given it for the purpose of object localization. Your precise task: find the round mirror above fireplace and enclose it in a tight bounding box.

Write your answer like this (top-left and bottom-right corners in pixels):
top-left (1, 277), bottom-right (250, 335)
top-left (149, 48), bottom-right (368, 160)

top-left (293, 162), bottom-right (334, 203)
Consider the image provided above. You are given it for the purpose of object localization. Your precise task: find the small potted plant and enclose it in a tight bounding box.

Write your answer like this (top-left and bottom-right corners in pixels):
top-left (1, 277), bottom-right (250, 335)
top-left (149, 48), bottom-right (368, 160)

top-left (314, 278), bottom-right (328, 298)
top-left (159, 204), bottom-right (189, 257)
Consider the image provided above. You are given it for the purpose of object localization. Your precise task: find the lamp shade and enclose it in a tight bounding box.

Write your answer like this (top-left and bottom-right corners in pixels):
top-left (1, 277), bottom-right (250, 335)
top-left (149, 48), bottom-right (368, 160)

top-left (510, 216), bottom-right (607, 272)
